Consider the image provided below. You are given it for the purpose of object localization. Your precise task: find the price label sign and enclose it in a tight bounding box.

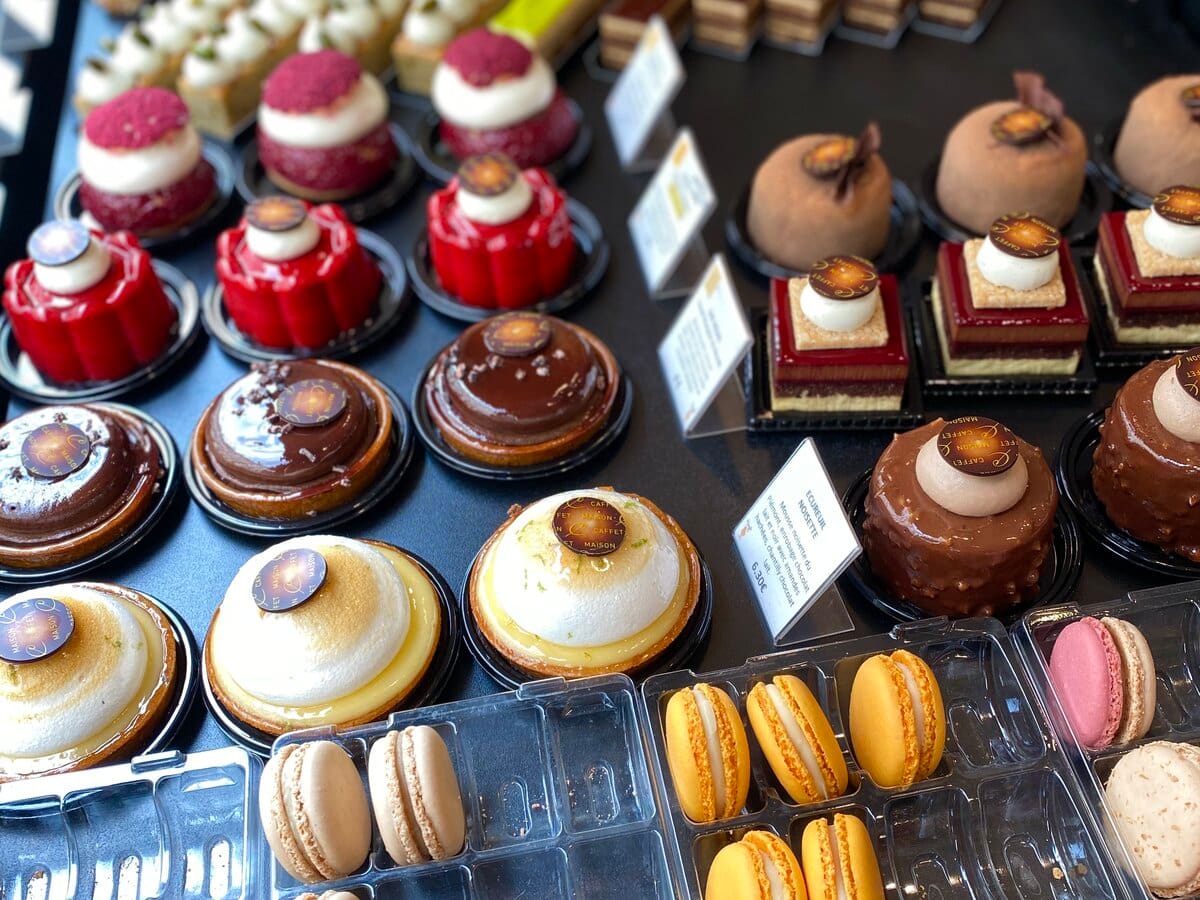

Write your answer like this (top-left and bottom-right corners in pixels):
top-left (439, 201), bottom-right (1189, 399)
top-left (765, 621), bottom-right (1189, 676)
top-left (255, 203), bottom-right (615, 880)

top-left (604, 15), bottom-right (685, 170)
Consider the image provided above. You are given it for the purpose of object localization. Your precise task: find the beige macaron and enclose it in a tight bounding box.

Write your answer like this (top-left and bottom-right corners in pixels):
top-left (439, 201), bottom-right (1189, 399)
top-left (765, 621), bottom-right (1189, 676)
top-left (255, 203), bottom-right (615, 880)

top-left (368, 725), bottom-right (466, 866)
top-left (296, 892), bottom-right (360, 899)
top-left (259, 741), bottom-right (372, 884)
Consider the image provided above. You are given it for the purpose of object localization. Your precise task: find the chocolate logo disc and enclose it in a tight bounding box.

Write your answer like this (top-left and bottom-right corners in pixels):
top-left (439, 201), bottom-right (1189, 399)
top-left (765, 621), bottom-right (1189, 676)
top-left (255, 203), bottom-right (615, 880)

top-left (251, 547), bottom-right (327, 612)
top-left (1152, 186), bottom-right (1200, 227)
top-left (801, 137), bottom-right (857, 177)
top-left (808, 255), bottom-right (879, 300)
top-left (483, 313), bottom-right (552, 357)
top-left (247, 196), bottom-right (308, 233)
top-left (990, 107), bottom-right (1053, 145)
top-left (278, 379), bottom-right (348, 427)
top-left (1175, 349), bottom-right (1200, 399)
top-left (0, 596), bottom-right (74, 663)
top-left (21, 423), bottom-right (91, 478)
top-left (552, 497), bottom-right (627, 557)
top-left (937, 416), bottom-right (1020, 477)
top-left (27, 220), bottom-right (90, 267)
top-left (989, 213), bottom-right (1061, 259)
top-left (458, 153), bottom-right (520, 197)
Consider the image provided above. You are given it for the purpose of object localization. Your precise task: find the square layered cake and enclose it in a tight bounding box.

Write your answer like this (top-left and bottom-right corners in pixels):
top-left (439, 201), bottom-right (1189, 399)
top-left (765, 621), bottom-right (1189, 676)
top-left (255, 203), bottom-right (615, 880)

top-left (694, 0), bottom-right (764, 54)
top-left (843, 0), bottom-right (912, 33)
top-left (764, 0), bottom-right (840, 45)
top-left (917, 0), bottom-right (985, 27)
top-left (598, 0), bottom-right (691, 69)
top-left (769, 258), bottom-right (910, 412)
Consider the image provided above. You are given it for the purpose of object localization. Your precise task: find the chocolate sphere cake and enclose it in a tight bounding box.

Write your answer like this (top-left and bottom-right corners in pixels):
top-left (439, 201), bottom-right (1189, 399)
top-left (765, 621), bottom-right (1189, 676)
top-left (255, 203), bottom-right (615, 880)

top-left (747, 124), bottom-right (892, 273)
top-left (936, 72), bottom-right (1088, 235)
top-left (1093, 350), bottom-right (1200, 561)
top-left (862, 416), bottom-right (1058, 617)
top-left (1113, 75), bottom-right (1200, 199)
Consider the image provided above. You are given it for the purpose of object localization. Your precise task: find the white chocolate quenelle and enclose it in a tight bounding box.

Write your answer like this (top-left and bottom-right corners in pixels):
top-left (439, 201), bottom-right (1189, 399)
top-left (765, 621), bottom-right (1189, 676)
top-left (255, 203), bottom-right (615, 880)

top-left (800, 254), bottom-right (881, 332)
top-left (915, 416), bottom-right (1030, 517)
top-left (28, 220), bottom-right (113, 296)
top-left (976, 213), bottom-right (1061, 291)
top-left (1143, 186), bottom-right (1200, 260)
top-left (243, 196), bottom-right (322, 261)
top-left (1153, 350), bottom-right (1200, 443)
top-left (454, 154), bottom-right (532, 226)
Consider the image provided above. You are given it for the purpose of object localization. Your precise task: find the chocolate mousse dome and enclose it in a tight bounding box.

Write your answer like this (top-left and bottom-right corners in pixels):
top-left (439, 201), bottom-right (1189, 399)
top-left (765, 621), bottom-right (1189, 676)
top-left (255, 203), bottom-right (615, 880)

top-left (936, 72), bottom-right (1088, 235)
top-left (1113, 75), bottom-right (1200, 198)
top-left (747, 124), bottom-right (892, 272)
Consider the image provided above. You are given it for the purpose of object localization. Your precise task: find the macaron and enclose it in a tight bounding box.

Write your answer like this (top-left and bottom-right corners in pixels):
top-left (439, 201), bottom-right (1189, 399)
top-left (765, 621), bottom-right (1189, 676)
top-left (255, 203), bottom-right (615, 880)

top-left (664, 683), bottom-right (751, 823)
top-left (746, 674), bottom-right (848, 805)
top-left (801, 814), bottom-right (885, 900)
top-left (367, 725), bottom-right (466, 867)
top-left (848, 650), bottom-right (946, 789)
top-left (259, 741), bottom-right (372, 884)
top-left (1105, 741), bottom-right (1200, 898)
top-left (296, 892), bottom-right (359, 900)
top-left (705, 830), bottom-right (806, 899)
top-left (1049, 616), bottom-right (1156, 750)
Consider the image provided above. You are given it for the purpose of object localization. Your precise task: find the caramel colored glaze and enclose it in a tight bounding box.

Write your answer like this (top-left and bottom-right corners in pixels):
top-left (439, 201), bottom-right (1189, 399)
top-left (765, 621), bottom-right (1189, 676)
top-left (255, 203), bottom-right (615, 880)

top-left (424, 319), bottom-right (620, 466)
top-left (1093, 359), bottom-right (1200, 561)
top-left (0, 406), bottom-right (162, 568)
top-left (862, 419), bottom-right (1058, 617)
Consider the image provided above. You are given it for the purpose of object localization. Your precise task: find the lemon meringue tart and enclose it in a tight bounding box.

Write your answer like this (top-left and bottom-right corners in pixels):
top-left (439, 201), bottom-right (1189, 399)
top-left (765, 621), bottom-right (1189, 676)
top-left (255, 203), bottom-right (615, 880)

top-left (469, 487), bottom-right (702, 678)
top-left (0, 582), bottom-right (180, 782)
top-left (205, 535), bottom-right (443, 735)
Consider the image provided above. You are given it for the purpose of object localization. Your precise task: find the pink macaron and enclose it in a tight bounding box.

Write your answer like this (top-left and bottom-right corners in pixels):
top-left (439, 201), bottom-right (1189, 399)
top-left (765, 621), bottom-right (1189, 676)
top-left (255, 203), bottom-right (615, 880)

top-left (1049, 616), bottom-right (1156, 751)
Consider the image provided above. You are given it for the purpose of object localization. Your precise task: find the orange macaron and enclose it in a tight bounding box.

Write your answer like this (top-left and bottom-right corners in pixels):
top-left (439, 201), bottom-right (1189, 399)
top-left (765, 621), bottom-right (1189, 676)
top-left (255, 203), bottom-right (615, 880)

top-left (801, 814), bottom-right (885, 900)
top-left (664, 683), bottom-right (751, 823)
top-left (705, 830), bottom-right (807, 899)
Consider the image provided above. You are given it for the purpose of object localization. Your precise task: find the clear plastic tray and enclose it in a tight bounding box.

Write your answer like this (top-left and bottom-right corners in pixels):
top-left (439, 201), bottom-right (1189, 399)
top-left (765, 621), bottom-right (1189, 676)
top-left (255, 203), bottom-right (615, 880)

top-left (641, 617), bottom-right (1127, 900)
top-left (1015, 580), bottom-right (1200, 900)
top-left (266, 673), bottom-right (672, 899)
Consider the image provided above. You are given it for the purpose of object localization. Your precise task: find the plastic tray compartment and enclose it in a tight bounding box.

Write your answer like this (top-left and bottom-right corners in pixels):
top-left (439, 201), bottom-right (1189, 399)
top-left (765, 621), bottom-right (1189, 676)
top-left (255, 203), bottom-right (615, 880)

top-left (266, 673), bottom-right (672, 900)
top-left (641, 617), bottom-right (1126, 900)
top-left (1015, 580), bottom-right (1200, 900)
top-left (0, 746), bottom-right (264, 900)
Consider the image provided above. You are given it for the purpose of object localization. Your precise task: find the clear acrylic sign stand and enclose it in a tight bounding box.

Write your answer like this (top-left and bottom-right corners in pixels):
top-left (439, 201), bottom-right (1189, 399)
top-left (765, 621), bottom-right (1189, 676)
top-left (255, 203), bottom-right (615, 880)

top-left (603, 16), bottom-right (685, 174)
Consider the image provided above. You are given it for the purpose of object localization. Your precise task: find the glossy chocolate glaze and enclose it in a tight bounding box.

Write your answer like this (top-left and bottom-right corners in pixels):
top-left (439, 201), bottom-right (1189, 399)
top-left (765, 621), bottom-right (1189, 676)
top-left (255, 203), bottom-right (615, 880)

top-left (1093, 358), bottom-right (1200, 561)
top-left (862, 419), bottom-right (1058, 617)
top-left (0, 406), bottom-right (160, 546)
top-left (426, 318), bottom-right (611, 447)
top-left (202, 360), bottom-right (379, 493)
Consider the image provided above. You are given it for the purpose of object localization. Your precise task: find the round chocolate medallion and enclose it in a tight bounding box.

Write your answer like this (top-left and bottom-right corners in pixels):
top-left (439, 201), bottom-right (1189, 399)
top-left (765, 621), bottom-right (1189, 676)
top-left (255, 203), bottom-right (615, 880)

top-left (552, 497), bottom-right (627, 557)
top-left (27, 219), bottom-right (91, 267)
top-left (802, 137), bottom-right (858, 178)
top-left (458, 153), bottom-right (520, 197)
top-left (251, 547), bottom-right (328, 612)
top-left (937, 416), bottom-right (1020, 477)
top-left (1153, 186), bottom-right (1200, 227)
top-left (277, 378), bottom-right (348, 427)
top-left (991, 107), bottom-right (1053, 145)
top-left (21, 423), bottom-right (91, 478)
top-left (989, 214), bottom-right (1061, 259)
top-left (1175, 349), bottom-right (1200, 400)
top-left (246, 196), bottom-right (308, 233)
top-left (0, 596), bottom-right (75, 663)
top-left (482, 313), bottom-right (553, 357)
top-left (808, 255), bottom-right (879, 300)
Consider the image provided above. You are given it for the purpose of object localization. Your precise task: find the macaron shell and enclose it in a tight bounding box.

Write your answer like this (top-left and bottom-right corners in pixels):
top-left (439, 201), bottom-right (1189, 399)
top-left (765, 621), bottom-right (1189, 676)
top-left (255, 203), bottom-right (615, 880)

top-left (706, 841), bottom-right (770, 899)
top-left (1049, 618), bottom-right (1124, 750)
top-left (260, 744), bottom-right (323, 884)
top-left (665, 687), bottom-right (717, 822)
top-left (700, 683), bottom-right (752, 819)
top-left (1103, 617), bottom-right (1157, 745)
top-left (892, 650), bottom-right (946, 780)
top-left (290, 740), bottom-right (372, 879)
top-left (801, 814), bottom-right (884, 900)
top-left (849, 655), bottom-right (919, 788)
top-left (402, 725), bottom-right (466, 859)
top-left (742, 830), bottom-right (806, 899)
top-left (747, 676), bottom-right (846, 805)
top-left (368, 730), bottom-right (424, 866)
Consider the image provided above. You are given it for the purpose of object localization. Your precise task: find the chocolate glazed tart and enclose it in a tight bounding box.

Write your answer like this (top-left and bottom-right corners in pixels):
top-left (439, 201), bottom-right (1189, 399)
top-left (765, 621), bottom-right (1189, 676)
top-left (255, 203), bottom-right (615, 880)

top-left (190, 359), bottom-right (392, 521)
top-left (1093, 358), bottom-right (1200, 561)
top-left (861, 419), bottom-right (1059, 618)
top-left (0, 405), bottom-right (164, 569)
top-left (423, 315), bottom-right (621, 466)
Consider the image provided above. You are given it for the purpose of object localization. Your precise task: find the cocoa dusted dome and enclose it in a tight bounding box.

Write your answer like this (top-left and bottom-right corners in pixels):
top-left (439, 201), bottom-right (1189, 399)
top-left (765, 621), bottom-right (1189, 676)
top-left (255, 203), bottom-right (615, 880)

top-left (1113, 74), bottom-right (1200, 198)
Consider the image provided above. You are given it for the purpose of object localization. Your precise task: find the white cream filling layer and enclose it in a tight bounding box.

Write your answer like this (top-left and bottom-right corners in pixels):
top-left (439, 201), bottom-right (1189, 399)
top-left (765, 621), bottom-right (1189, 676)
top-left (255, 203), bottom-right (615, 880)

top-left (896, 660), bottom-right (926, 762)
top-left (432, 56), bottom-right (554, 131)
top-left (914, 435), bottom-right (1029, 518)
top-left (693, 688), bottom-right (727, 814)
top-left (799, 282), bottom-right (879, 333)
top-left (110, 28), bottom-right (167, 78)
top-left (1153, 366), bottom-right (1200, 443)
top-left (326, 1), bottom-right (379, 40)
top-left (0, 586), bottom-right (146, 757)
top-left (218, 11), bottom-right (273, 63)
top-left (212, 535), bottom-right (410, 707)
top-left (142, 6), bottom-right (193, 54)
top-left (488, 489), bottom-right (680, 647)
top-left (765, 683), bottom-right (827, 799)
top-left (246, 215), bottom-right (321, 260)
top-left (976, 235), bottom-right (1058, 291)
top-left (1144, 208), bottom-right (1200, 260)
top-left (34, 238), bottom-right (112, 296)
top-left (171, 0), bottom-right (221, 31)
top-left (402, 7), bottom-right (455, 46)
top-left (760, 852), bottom-right (787, 900)
top-left (183, 43), bottom-right (238, 87)
top-left (76, 63), bottom-right (134, 107)
top-left (78, 126), bottom-right (203, 195)
top-left (828, 823), bottom-right (851, 900)
top-left (259, 73), bottom-right (387, 148)
top-left (299, 15), bottom-right (353, 53)
top-left (457, 176), bottom-right (532, 225)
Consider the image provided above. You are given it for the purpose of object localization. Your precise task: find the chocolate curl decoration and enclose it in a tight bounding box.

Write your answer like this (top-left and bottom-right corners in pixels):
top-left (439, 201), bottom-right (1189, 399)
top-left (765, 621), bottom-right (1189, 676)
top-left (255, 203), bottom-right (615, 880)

top-left (1013, 70), bottom-right (1064, 135)
top-left (835, 122), bottom-right (881, 202)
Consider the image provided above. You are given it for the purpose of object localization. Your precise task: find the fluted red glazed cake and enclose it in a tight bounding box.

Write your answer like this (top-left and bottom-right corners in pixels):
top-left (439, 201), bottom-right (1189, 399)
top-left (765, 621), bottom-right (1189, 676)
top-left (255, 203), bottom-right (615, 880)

top-left (216, 197), bottom-right (382, 349)
top-left (428, 153), bottom-right (576, 309)
top-left (78, 87), bottom-right (216, 236)
top-left (431, 29), bottom-right (579, 169)
top-left (3, 220), bottom-right (178, 384)
top-left (257, 50), bottom-right (397, 201)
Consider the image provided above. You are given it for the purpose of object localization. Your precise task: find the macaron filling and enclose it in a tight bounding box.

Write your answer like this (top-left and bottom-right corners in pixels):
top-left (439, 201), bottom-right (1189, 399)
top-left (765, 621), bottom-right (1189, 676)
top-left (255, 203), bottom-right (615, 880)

top-left (765, 683), bottom-right (830, 799)
top-left (693, 687), bottom-right (727, 814)
top-left (827, 822), bottom-right (851, 900)
top-left (895, 659), bottom-right (927, 766)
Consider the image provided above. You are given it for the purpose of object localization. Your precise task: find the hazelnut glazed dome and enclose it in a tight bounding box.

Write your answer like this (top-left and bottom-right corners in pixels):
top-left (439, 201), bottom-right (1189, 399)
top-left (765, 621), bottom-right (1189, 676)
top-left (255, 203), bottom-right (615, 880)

top-left (78, 87), bottom-right (217, 235)
top-left (747, 124), bottom-right (892, 272)
top-left (936, 72), bottom-right (1088, 235)
top-left (1113, 75), bottom-right (1200, 198)
top-left (206, 535), bottom-right (441, 734)
top-left (0, 583), bottom-right (177, 781)
top-left (470, 488), bottom-right (702, 677)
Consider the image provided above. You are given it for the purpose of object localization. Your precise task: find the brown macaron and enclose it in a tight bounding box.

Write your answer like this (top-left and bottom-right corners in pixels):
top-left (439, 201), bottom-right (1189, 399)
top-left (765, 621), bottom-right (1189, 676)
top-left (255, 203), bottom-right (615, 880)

top-left (368, 725), bottom-right (466, 867)
top-left (259, 741), bottom-right (372, 884)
